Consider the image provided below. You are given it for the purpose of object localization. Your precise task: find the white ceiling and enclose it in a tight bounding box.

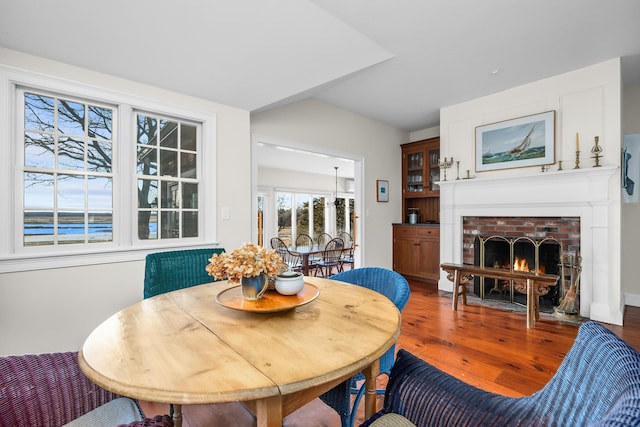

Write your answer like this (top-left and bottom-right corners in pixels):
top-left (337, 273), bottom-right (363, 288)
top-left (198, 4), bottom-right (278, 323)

top-left (256, 141), bottom-right (355, 178)
top-left (1, 0), bottom-right (639, 177)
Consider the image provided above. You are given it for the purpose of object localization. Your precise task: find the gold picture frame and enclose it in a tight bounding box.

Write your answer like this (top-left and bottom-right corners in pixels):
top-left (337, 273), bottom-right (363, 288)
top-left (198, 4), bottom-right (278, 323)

top-left (475, 111), bottom-right (556, 172)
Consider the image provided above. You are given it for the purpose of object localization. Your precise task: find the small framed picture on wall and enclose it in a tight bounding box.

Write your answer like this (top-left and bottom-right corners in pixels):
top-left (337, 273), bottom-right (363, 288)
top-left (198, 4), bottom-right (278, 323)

top-left (377, 180), bottom-right (389, 202)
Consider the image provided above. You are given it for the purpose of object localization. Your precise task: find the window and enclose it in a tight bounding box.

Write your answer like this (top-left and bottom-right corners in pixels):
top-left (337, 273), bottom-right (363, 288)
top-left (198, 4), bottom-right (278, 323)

top-left (5, 73), bottom-right (215, 271)
top-left (311, 196), bottom-right (326, 238)
top-left (295, 195), bottom-right (326, 239)
top-left (22, 92), bottom-right (115, 246)
top-left (271, 191), bottom-right (355, 246)
top-left (276, 193), bottom-right (293, 245)
top-left (136, 114), bottom-right (200, 240)
top-left (336, 197), bottom-right (355, 236)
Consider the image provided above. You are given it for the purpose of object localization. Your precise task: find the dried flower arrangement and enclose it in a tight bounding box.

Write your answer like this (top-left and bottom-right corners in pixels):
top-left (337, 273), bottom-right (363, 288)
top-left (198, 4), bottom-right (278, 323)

top-left (206, 242), bottom-right (285, 282)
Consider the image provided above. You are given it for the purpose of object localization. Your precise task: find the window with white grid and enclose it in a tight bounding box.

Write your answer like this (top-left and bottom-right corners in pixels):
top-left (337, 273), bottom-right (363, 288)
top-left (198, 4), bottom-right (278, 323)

top-left (5, 75), bottom-right (215, 271)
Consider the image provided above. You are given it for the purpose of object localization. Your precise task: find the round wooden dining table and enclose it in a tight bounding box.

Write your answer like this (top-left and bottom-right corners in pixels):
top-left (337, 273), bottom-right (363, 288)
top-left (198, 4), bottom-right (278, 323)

top-left (79, 276), bottom-right (401, 427)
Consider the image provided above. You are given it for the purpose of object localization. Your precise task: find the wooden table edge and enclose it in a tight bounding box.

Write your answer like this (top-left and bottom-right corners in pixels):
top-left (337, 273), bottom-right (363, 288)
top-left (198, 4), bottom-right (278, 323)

top-left (78, 350), bottom-right (280, 405)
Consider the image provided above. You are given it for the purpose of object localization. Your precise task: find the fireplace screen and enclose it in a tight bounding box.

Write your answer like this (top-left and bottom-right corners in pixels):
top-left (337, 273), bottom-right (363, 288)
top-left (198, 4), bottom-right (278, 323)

top-left (473, 235), bottom-right (562, 312)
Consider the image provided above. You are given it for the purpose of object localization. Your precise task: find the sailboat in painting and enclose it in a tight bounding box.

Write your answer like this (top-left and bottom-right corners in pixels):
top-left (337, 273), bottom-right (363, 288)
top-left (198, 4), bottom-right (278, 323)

top-left (507, 124), bottom-right (536, 157)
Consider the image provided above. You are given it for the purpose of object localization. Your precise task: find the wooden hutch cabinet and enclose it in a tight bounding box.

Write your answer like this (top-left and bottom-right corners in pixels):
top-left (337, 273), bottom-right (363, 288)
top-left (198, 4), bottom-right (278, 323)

top-left (393, 137), bottom-right (440, 282)
top-left (393, 225), bottom-right (440, 282)
top-left (401, 137), bottom-right (440, 221)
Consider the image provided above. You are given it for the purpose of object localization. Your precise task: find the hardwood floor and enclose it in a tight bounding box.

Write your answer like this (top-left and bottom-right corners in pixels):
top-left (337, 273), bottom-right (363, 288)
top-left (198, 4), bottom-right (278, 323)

top-left (400, 280), bottom-right (640, 397)
top-left (140, 279), bottom-right (640, 426)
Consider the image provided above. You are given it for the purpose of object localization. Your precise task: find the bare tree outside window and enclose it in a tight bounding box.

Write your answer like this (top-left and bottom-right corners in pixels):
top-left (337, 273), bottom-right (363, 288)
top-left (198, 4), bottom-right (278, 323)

top-left (136, 114), bottom-right (200, 240)
top-left (21, 90), bottom-right (202, 247)
top-left (23, 92), bottom-right (113, 246)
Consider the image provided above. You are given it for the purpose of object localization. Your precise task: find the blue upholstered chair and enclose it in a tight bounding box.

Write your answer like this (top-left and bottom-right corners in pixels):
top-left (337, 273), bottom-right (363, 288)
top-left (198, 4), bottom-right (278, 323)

top-left (361, 321), bottom-right (640, 427)
top-left (143, 247), bottom-right (225, 420)
top-left (143, 248), bottom-right (225, 299)
top-left (319, 267), bottom-right (411, 427)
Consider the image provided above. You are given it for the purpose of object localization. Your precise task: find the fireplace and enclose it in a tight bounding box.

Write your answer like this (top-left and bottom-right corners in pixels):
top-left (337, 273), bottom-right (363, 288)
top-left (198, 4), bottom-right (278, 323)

top-left (438, 166), bottom-right (621, 324)
top-left (464, 216), bottom-right (579, 313)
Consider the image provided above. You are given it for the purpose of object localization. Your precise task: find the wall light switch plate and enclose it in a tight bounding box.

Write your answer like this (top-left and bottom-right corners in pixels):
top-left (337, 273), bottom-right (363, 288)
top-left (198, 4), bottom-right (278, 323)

top-left (221, 206), bottom-right (230, 220)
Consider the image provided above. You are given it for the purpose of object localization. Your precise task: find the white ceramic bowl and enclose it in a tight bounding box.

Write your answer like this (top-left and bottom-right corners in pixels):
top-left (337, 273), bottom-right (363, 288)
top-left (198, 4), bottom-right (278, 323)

top-left (274, 272), bottom-right (305, 295)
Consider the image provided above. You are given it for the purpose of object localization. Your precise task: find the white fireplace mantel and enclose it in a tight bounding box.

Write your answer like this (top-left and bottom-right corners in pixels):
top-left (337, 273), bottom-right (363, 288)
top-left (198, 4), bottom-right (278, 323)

top-left (438, 166), bottom-right (622, 325)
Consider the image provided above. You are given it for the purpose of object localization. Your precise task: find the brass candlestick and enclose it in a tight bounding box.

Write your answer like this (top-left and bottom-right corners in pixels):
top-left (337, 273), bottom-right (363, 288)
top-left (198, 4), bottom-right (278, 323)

top-left (574, 150), bottom-right (580, 169)
top-left (438, 157), bottom-right (454, 181)
top-left (456, 161), bottom-right (461, 180)
top-left (591, 136), bottom-right (603, 167)
top-left (557, 160), bottom-right (563, 171)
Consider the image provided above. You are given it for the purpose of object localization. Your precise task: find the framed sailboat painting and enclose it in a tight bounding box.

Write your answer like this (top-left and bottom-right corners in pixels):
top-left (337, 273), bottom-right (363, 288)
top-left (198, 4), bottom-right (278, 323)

top-left (475, 110), bottom-right (555, 172)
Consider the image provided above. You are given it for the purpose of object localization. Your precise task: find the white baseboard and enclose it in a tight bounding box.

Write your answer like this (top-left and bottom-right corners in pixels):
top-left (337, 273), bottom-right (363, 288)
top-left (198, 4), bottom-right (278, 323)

top-left (625, 292), bottom-right (640, 307)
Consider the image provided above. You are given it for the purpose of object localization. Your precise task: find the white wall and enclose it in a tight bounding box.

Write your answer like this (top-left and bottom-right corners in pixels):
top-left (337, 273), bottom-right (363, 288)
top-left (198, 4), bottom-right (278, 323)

top-left (622, 83), bottom-right (640, 306)
top-left (251, 100), bottom-right (409, 269)
top-left (409, 125), bottom-right (440, 142)
top-left (440, 58), bottom-right (624, 324)
top-left (440, 59), bottom-right (622, 182)
top-left (0, 48), bottom-right (253, 355)
top-left (258, 167), bottom-right (345, 193)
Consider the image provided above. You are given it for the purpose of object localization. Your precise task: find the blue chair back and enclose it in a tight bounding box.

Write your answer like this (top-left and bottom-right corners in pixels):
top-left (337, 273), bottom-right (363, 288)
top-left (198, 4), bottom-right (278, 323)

top-left (330, 267), bottom-right (410, 312)
top-left (362, 322), bottom-right (640, 427)
top-left (143, 248), bottom-right (225, 299)
top-left (330, 267), bottom-right (410, 374)
top-left (320, 267), bottom-right (411, 427)
top-left (531, 321), bottom-right (640, 425)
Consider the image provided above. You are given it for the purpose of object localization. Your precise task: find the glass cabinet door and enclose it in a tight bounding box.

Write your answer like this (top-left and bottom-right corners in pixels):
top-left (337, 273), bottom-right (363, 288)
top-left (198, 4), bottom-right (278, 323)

top-left (427, 147), bottom-right (440, 192)
top-left (406, 151), bottom-right (424, 193)
top-left (403, 141), bottom-right (440, 197)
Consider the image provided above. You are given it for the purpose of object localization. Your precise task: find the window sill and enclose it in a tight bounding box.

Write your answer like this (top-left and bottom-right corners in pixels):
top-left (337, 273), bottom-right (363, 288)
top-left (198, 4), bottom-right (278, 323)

top-left (0, 242), bottom-right (221, 274)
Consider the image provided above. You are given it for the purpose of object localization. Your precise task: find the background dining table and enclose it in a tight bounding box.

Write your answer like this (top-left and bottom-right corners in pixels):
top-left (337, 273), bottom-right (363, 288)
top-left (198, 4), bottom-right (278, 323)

top-left (78, 276), bottom-right (401, 427)
top-left (288, 244), bottom-right (323, 275)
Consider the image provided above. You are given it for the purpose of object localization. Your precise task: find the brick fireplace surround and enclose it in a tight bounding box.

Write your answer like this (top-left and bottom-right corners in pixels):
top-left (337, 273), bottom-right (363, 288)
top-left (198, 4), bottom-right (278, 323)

top-left (438, 166), bottom-right (622, 325)
top-left (462, 216), bottom-right (581, 266)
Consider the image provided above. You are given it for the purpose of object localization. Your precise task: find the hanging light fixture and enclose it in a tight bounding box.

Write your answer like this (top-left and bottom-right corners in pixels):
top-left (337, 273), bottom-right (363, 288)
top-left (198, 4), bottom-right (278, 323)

top-left (334, 166), bottom-right (340, 207)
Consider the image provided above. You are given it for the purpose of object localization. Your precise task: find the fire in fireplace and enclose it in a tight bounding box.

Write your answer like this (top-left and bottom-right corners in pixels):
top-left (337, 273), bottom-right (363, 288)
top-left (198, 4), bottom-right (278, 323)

top-left (473, 235), bottom-right (562, 311)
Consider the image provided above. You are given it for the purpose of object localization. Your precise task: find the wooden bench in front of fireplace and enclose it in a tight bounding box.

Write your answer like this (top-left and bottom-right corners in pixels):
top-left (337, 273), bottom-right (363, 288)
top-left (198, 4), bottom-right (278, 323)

top-left (440, 262), bottom-right (560, 329)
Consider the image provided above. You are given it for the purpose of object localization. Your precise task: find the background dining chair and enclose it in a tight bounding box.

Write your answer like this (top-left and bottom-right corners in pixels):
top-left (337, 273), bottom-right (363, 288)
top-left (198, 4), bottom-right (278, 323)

top-left (338, 231), bottom-right (355, 271)
top-left (295, 233), bottom-right (319, 274)
top-left (270, 236), bottom-right (281, 249)
top-left (271, 237), bottom-right (303, 272)
top-left (315, 232), bottom-right (332, 248)
top-left (314, 237), bottom-right (344, 277)
top-left (295, 233), bottom-right (314, 248)
top-left (337, 231), bottom-right (353, 247)
top-left (144, 248), bottom-right (225, 299)
top-left (319, 267), bottom-right (411, 427)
